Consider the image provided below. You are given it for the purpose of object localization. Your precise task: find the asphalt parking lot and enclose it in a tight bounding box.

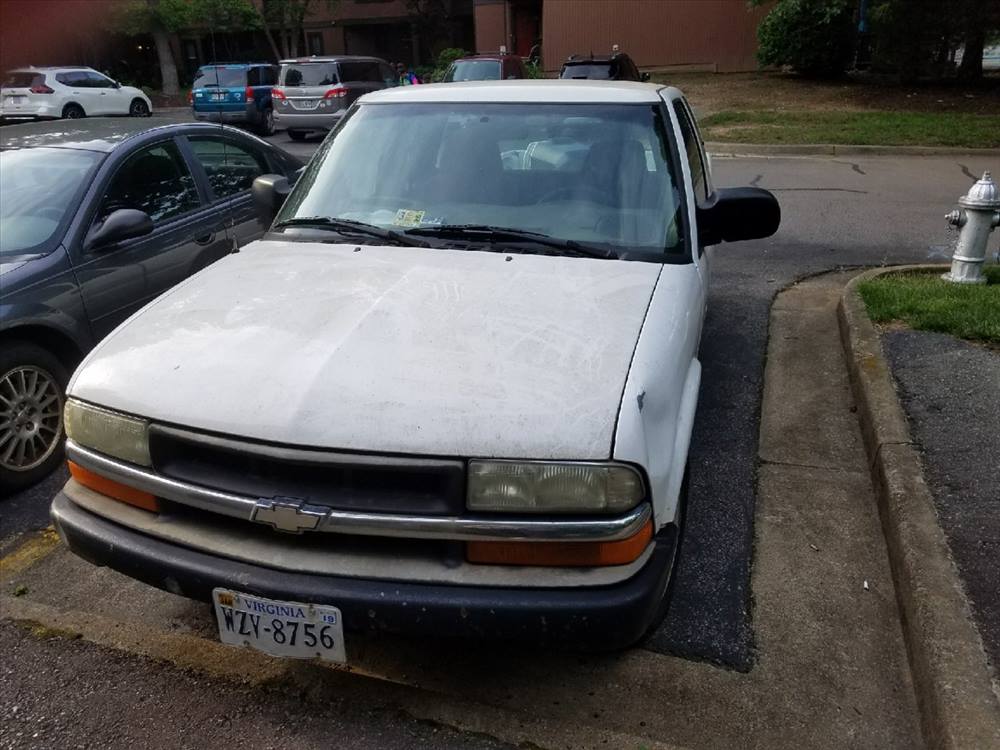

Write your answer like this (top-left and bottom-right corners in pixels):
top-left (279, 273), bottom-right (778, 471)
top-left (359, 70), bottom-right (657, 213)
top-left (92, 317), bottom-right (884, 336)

top-left (1, 111), bottom-right (994, 747)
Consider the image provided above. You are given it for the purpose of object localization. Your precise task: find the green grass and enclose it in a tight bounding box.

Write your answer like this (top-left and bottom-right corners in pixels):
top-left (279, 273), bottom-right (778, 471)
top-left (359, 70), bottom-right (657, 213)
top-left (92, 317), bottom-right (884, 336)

top-left (859, 267), bottom-right (1000, 343)
top-left (700, 111), bottom-right (1000, 148)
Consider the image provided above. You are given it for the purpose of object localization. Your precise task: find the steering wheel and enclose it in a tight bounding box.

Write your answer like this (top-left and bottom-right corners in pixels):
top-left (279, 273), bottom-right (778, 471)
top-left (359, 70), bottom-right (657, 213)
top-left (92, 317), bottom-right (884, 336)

top-left (536, 185), bottom-right (606, 205)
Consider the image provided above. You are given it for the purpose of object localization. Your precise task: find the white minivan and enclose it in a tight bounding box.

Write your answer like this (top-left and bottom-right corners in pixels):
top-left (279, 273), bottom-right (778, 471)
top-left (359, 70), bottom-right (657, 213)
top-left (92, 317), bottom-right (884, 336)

top-left (1, 67), bottom-right (152, 121)
top-left (52, 80), bottom-right (779, 658)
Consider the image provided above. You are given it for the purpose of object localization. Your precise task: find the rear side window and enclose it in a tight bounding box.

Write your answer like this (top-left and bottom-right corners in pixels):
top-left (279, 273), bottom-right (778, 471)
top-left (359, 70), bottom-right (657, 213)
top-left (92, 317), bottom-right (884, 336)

top-left (193, 67), bottom-right (246, 89)
top-left (3, 72), bottom-right (45, 88)
top-left (56, 71), bottom-right (88, 86)
top-left (188, 136), bottom-right (270, 199)
top-left (338, 61), bottom-right (382, 83)
top-left (260, 66), bottom-right (277, 86)
top-left (280, 63), bottom-right (338, 87)
top-left (99, 142), bottom-right (200, 224)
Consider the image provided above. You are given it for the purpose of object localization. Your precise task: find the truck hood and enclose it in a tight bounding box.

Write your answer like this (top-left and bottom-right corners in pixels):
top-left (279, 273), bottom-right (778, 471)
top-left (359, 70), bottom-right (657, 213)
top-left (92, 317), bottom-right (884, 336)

top-left (70, 241), bottom-right (661, 459)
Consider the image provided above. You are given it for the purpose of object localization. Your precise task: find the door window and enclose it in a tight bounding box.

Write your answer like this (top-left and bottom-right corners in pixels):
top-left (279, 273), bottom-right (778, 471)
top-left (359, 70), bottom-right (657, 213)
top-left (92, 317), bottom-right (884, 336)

top-left (673, 100), bottom-right (709, 203)
top-left (85, 72), bottom-right (116, 89)
top-left (98, 142), bottom-right (200, 224)
top-left (338, 61), bottom-right (382, 83)
top-left (188, 137), bottom-right (270, 199)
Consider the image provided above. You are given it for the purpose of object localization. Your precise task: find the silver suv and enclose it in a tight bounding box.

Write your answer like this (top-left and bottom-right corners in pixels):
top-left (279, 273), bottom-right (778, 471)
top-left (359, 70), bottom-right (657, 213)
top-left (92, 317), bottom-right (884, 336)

top-left (272, 56), bottom-right (396, 141)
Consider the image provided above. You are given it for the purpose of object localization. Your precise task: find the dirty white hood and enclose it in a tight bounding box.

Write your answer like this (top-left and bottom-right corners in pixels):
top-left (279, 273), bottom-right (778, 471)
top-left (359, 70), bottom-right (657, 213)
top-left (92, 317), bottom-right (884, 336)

top-left (70, 241), bottom-right (661, 459)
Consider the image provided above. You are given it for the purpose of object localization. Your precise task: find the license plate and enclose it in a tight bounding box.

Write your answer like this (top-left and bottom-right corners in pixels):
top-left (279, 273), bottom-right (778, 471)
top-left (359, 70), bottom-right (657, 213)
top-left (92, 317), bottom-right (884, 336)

top-left (211, 92), bottom-right (226, 101)
top-left (5, 95), bottom-right (25, 104)
top-left (291, 99), bottom-right (319, 110)
top-left (212, 588), bottom-right (346, 663)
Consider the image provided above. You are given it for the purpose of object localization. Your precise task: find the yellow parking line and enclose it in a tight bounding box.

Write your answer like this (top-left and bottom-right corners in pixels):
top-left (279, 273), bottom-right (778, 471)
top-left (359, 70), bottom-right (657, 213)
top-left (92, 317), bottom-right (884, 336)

top-left (0, 526), bottom-right (61, 581)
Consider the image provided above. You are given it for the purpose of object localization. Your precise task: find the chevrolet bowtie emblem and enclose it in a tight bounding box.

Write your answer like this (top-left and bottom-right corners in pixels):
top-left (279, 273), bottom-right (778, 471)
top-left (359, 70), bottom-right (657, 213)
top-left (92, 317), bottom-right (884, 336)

top-left (251, 497), bottom-right (326, 533)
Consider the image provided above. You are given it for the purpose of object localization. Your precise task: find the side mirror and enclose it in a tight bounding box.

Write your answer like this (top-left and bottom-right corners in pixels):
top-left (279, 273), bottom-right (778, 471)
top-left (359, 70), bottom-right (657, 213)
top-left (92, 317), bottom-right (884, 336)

top-left (252, 174), bottom-right (291, 225)
top-left (84, 209), bottom-right (153, 251)
top-left (696, 187), bottom-right (780, 246)
top-left (641, 72), bottom-right (650, 82)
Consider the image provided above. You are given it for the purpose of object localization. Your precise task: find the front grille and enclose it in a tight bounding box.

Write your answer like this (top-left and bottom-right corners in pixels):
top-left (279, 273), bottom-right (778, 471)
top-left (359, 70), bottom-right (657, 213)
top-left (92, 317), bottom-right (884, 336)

top-left (148, 425), bottom-right (465, 515)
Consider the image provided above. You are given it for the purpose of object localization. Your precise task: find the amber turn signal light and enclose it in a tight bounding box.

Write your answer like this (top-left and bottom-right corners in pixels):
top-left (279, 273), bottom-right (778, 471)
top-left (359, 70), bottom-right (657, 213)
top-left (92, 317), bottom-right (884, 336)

top-left (68, 461), bottom-right (160, 513)
top-left (467, 518), bottom-right (653, 567)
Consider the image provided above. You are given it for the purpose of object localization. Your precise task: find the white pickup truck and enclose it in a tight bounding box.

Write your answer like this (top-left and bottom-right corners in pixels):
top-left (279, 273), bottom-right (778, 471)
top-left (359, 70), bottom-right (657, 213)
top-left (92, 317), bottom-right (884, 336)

top-left (51, 80), bottom-right (779, 658)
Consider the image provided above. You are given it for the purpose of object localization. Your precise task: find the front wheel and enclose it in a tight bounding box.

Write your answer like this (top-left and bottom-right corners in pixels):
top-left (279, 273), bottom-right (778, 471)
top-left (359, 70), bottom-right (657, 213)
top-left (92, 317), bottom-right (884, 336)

top-left (129, 98), bottom-right (150, 117)
top-left (287, 130), bottom-right (307, 142)
top-left (0, 343), bottom-right (69, 493)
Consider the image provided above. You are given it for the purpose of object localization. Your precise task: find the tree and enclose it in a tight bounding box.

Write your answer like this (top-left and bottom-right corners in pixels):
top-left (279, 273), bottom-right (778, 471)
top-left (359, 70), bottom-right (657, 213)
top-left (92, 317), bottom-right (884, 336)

top-left (753, 0), bottom-right (856, 77)
top-left (115, 0), bottom-right (260, 94)
top-left (116, 0), bottom-right (191, 95)
top-left (869, 0), bottom-right (1000, 82)
top-left (252, 0), bottom-right (338, 60)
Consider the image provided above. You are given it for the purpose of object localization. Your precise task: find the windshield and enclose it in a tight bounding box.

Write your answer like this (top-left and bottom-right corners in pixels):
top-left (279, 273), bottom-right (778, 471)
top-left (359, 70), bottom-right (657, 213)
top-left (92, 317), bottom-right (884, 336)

top-left (444, 60), bottom-right (502, 82)
top-left (0, 147), bottom-right (101, 257)
top-left (192, 67), bottom-right (245, 89)
top-left (278, 103), bottom-right (684, 258)
top-left (560, 63), bottom-right (614, 80)
top-left (280, 63), bottom-right (339, 87)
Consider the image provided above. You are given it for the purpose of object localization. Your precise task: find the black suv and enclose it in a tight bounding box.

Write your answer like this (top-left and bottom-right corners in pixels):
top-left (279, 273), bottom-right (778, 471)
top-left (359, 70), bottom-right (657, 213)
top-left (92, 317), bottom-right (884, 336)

top-left (559, 50), bottom-right (649, 82)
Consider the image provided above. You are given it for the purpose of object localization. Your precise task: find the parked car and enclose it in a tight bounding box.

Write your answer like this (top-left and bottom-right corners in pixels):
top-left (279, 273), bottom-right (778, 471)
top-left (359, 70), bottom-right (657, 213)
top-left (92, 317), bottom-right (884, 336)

top-left (443, 52), bottom-right (529, 81)
top-left (190, 63), bottom-right (278, 137)
top-left (559, 50), bottom-right (649, 82)
top-left (0, 118), bottom-right (302, 491)
top-left (50, 81), bottom-right (779, 655)
top-left (273, 56), bottom-right (396, 141)
top-left (0, 67), bottom-right (152, 121)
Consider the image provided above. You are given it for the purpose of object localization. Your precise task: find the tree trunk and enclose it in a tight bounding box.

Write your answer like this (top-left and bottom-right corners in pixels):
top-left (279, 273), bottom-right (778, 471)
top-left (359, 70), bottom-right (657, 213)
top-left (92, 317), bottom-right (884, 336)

top-left (958, 29), bottom-right (985, 80)
top-left (261, 24), bottom-right (283, 62)
top-left (152, 29), bottom-right (179, 95)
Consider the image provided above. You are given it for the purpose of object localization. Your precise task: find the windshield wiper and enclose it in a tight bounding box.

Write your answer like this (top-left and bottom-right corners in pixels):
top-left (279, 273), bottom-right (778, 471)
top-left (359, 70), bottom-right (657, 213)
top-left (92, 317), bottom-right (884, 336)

top-left (404, 225), bottom-right (616, 259)
top-left (273, 217), bottom-right (430, 247)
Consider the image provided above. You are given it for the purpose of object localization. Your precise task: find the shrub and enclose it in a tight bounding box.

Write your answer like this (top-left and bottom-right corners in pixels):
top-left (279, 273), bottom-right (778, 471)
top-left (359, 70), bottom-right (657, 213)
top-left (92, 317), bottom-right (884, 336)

top-left (755, 0), bottom-right (856, 77)
top-left (429, 47), bottom-right (469, 82)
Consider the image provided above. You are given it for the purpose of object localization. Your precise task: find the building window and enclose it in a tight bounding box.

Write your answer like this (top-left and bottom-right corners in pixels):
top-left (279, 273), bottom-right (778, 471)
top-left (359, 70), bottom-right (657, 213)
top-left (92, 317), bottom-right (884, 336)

top-left (308, 32), bottom-right (324, 56)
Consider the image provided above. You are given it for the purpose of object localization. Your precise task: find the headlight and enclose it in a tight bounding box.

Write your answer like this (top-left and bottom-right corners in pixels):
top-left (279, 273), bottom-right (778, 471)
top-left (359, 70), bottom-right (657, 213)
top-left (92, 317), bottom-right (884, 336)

top-left (64, 399), bottom-right (151, 467)
top-left (467, 461), bottom-right (644, 514)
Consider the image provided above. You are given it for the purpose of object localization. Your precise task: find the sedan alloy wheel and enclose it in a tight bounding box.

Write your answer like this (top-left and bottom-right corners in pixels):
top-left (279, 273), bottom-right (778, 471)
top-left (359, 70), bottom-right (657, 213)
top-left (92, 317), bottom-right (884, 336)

top-left (0, 365), bottom-right (64, 473)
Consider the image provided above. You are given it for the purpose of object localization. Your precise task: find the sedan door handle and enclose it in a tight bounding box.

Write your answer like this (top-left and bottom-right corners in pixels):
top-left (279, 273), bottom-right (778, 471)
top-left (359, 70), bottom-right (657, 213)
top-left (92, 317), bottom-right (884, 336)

top-left (194, 233), bottom-right (215, 246)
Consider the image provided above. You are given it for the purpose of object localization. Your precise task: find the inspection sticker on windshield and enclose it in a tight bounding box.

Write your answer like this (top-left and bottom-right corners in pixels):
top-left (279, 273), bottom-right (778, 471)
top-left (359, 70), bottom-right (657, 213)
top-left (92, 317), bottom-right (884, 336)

top-left (392, 209), bottom-right (425, 228)
top-left (212, 588), bottom-right (346, 663)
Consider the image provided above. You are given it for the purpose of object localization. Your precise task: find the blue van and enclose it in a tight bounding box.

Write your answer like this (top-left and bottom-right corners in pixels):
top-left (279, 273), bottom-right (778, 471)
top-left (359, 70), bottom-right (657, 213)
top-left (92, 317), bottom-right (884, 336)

top-left (190, 63), bottom-right (278, 136)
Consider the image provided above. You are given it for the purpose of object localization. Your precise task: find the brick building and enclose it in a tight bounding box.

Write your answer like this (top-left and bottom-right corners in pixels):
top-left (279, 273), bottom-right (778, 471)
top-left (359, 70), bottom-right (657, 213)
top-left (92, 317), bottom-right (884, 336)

top-left (474, 0), bottom-right (770, 73)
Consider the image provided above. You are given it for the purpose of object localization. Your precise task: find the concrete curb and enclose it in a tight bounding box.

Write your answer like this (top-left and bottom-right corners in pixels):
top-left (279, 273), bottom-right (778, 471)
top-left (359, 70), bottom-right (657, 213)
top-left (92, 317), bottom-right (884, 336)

top-left (707, 142), bottom-right (1000, 158)
top-left (837, 265), bottom-right (1000, 750)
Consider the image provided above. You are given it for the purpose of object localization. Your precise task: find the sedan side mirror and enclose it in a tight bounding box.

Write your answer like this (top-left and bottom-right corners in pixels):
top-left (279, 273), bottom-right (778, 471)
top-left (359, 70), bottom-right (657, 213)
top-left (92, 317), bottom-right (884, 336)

top-left (84, 208), bottom-right (153, 251)
top-left (696, 187), bottom-right (780, 246)
top-left (252, 174), bottom-right (291, 225)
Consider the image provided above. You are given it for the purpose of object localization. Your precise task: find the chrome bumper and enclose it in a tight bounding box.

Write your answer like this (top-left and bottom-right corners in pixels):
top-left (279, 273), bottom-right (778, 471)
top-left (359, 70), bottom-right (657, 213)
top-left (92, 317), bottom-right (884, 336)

top-left (66, 440), bottom-right (652, 543)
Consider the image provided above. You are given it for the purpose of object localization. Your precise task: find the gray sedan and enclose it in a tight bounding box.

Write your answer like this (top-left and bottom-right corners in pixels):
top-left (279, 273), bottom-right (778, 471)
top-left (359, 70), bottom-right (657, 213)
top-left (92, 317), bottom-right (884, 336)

top-left (0, 118), bottom-right (303, 491)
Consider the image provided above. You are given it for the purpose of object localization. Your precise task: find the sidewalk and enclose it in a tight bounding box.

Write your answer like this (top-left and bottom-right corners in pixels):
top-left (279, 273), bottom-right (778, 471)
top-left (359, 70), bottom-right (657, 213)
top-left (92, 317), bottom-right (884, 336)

top-left (1, 271), bottom-right (925, 749)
